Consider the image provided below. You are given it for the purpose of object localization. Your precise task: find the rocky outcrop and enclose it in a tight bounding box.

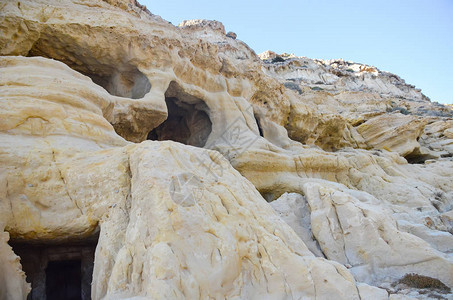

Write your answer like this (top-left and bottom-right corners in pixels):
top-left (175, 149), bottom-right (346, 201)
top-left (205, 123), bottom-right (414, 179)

top-left (1, 0), bottom-right (452, 299)
top-left (356, 113), bottom-right (426, 157)
top-left (259, 50), bottom-right (429, 102)
top-left (0, 57), bottom-right (361, 299)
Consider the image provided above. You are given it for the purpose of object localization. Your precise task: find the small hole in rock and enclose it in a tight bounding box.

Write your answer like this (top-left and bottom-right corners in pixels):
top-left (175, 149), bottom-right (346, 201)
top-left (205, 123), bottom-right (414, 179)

top-left (405, 152), bottom-right (436, 164)
top-left (260, 192), bottom-right (275, 202)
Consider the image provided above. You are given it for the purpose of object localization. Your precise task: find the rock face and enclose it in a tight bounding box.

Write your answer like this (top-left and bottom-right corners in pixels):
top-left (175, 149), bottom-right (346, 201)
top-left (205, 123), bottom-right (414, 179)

top-left (0, 1), bottom-right (452, 299)
top-left (356, 113), bottom-right (426, 157)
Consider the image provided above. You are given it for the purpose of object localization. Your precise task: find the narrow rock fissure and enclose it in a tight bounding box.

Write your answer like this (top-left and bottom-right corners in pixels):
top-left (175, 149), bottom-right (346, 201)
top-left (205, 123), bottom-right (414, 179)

top-left (255, 115), bottom-right (264, 137)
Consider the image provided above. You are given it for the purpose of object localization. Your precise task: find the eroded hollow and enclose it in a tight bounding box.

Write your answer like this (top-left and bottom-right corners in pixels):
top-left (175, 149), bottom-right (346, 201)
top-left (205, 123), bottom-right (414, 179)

top-left (10, 235), bottom-right (98, 300)
top-left (27, 39), bottom-right (151, 99)
top-left (85, 67), bottom-right (151, 99)
top-left (147, 82), bottom-right (212, 147)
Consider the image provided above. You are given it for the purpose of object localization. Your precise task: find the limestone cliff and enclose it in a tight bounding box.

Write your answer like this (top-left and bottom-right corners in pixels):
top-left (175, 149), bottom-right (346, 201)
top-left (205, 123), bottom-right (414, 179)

top-left (0, 1), bottom-right (452, 299)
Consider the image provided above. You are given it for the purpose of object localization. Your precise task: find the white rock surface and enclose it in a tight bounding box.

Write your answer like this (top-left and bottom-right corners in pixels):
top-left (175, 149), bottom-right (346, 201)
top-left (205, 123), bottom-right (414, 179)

top-left (0, 0), bottom-right (452, 299)
top-left (357, 283), bottom-right (389, 300)
top-left (270, 193), bottom-right (324, 257)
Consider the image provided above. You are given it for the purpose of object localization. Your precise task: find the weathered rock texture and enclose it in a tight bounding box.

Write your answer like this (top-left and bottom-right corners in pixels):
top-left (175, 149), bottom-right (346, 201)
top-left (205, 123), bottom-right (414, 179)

top-left (0, 1), bottom-right (452, 299)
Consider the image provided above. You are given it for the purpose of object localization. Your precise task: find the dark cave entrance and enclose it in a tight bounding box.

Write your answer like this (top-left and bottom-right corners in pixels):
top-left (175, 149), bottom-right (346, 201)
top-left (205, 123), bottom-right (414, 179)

top-left (147, 82), bottom-right (212, 147)
top-left (10, 235), bottom-right (98, 300)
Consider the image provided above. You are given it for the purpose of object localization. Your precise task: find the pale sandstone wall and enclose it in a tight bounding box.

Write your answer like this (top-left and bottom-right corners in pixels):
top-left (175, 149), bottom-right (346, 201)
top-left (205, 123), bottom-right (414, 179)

top-left (0, 0), bottom-right (452, 299)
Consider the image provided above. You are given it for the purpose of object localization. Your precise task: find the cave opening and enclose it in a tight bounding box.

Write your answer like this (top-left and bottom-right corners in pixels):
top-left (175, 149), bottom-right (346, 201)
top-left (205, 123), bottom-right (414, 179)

top-left (147, 82), bottom-right (212, 147)
top-left (10, 235), bottom-right (98, 300)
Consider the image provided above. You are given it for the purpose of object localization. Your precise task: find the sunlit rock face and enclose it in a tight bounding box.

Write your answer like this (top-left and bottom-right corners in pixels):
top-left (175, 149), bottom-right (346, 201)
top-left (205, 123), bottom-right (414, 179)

top-left (1, 0), bottom-right (453, 299)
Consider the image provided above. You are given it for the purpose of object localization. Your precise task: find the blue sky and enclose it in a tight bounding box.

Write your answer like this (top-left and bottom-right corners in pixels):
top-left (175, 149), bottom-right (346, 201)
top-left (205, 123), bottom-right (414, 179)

top-left (141, 0), bottom-right (453, 104)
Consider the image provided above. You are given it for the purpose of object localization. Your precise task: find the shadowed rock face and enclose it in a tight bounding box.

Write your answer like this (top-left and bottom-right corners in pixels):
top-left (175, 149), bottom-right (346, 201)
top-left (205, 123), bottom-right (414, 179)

top-left (0, 1), bottom-right (453, 300)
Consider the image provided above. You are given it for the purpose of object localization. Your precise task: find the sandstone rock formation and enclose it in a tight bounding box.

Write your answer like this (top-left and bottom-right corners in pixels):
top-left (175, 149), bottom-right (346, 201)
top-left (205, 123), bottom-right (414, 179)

top-left (1, 0), bottom-right (452, 299)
